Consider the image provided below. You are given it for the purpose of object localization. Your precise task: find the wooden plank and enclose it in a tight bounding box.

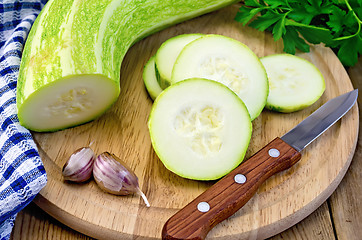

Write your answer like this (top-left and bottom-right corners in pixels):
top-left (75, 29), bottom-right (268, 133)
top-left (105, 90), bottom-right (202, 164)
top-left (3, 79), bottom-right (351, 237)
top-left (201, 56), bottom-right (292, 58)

top-left (269, 202), bottom-right (335, 240)
top-left (328, 57), bottom-right (362, 240)
top-left (10, 203), bottom-right (91, 240)
top-left (12, 200), bottom-right (336, 240)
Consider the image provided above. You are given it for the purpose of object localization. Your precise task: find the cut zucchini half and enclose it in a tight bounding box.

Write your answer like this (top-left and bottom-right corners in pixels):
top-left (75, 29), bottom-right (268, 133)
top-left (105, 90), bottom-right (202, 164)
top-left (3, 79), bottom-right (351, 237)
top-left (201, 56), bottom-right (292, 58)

top-left (171, 34), bottom-right (268, 120)
top-left (148, 78), bottom-right (252, 180)
top-left (17, 75), bottom-right (119, 132)
top-left (143, 55), bottom-right (163, 100)
top-left (155, 33), bottom-right (204, 89)
top-left (260, 54), bottom-right (325, 113)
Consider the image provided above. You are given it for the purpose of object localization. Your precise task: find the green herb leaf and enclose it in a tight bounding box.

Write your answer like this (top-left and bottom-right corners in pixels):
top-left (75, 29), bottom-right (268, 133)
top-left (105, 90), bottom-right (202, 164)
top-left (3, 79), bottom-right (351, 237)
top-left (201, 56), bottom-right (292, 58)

top-left (272, 17), bottom-right (287, 40)
top-left (296, 25), bottom-right (334, 45)
top-left (326, 5), bottom-right (346, 35)
top-left (282, 26), bottom-right (310, 54)
top-left (264, 0), bottom-right (287, 8)
top-left (249, 11), bottom-right (283, 31)
top-left (288, 8), bottom-right (315, 24)
top-left (235, 0), bottom-right (362, 66)
top-left (355, 7), bottom-right (362, 19)
top-left (244, 0), bottom-right (264, 7)
top-left (337, 34), bottom-right (362, 66)
top-left (235, 6), bottom-right (262, 25)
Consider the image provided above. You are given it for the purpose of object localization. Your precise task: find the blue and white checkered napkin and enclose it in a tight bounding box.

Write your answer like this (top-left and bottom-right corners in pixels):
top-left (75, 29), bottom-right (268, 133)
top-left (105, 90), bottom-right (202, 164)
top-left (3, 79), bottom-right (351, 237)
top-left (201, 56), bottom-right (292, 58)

top-left (0, 0), bottom-right (47, 239)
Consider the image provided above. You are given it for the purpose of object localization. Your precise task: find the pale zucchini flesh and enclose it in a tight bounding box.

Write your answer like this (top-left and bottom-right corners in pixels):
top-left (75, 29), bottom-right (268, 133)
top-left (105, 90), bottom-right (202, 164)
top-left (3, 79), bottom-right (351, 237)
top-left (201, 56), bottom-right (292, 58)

top-left (155, 33), bottom-right (204, 89)
top-left (143, 55), bottom-right (163, 100)
top-left (260, 54), bottom-right (325, 113)
top-left (148, 78), bottom-right (252, 180)
top-left (18, 75), bottom-right (119, 132)
top-left (17, 0), bottom-right (239, 132)
top-left (171, 34), bottom-right (268, 120)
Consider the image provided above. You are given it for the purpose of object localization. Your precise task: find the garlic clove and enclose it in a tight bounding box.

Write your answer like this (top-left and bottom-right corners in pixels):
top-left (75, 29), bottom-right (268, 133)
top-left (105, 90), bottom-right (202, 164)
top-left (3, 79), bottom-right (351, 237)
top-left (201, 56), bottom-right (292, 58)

top-left (93, 152), bottom-right (150, 207)
top-left (62, 147), bottom-right (96, 182)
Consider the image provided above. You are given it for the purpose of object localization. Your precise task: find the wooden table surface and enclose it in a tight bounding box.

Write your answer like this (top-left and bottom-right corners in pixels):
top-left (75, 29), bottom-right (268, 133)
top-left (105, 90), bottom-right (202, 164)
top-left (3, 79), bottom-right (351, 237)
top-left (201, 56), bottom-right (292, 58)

top-left (9, 38), bottom-right (361, 240)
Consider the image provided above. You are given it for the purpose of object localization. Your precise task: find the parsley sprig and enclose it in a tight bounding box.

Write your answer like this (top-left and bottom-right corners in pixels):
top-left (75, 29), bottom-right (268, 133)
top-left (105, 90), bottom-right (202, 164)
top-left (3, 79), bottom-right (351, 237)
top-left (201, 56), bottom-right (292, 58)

top-left (235, 0), bottom-right (362, 66)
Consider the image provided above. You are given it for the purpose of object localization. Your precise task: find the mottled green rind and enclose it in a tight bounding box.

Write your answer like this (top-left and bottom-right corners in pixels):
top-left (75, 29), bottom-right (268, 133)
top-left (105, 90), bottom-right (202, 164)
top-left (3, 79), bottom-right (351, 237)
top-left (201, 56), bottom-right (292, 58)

top-left (143, 55), bottom-right (163, 100)
top-left (17, 0), bottom-right (238, 131)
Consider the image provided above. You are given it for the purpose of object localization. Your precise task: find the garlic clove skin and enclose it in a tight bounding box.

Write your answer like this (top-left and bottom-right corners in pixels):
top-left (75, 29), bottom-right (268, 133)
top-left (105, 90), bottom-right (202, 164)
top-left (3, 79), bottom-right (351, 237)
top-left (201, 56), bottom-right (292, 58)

top-left (93, 152), bottom-right (137, 195)
top-left (62, 147), bottom-right (96, 183)
top-left (93, 152), bottom-right (150, 207)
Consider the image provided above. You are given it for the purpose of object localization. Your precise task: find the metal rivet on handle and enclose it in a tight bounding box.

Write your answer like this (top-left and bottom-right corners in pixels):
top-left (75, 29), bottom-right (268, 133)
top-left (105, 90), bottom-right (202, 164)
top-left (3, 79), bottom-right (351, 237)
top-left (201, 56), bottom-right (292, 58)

top-left (234, 174), bottom-right (247, 184)
top-left (197, 202), bottom-right (210, 212)
top-left (268, 148), bottom-right (280, 158)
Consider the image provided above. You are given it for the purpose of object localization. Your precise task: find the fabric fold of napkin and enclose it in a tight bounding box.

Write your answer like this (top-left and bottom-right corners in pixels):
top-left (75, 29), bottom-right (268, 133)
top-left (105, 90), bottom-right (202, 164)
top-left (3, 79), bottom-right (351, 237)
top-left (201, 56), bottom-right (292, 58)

top-left (0, 0), bottom-right (48, 239)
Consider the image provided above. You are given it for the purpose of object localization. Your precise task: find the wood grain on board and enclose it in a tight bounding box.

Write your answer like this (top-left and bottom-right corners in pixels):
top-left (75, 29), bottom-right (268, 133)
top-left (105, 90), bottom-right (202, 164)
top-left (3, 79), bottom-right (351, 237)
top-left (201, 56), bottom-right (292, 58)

top-left (328, 57), bottom-right (362, 240)
top-left (15, 4), bottom-right (359, 240)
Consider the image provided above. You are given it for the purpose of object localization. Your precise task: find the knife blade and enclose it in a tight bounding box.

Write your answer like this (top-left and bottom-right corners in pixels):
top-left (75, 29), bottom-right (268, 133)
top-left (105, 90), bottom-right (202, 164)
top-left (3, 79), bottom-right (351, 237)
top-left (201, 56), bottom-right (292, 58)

top-left (161, 89), bottom-right (358, 240)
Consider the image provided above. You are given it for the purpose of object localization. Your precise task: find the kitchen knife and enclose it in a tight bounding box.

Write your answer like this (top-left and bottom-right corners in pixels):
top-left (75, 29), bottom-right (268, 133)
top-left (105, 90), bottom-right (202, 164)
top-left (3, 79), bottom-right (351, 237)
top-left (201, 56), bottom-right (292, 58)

top-left (162, 89), bottom-right (358, 240)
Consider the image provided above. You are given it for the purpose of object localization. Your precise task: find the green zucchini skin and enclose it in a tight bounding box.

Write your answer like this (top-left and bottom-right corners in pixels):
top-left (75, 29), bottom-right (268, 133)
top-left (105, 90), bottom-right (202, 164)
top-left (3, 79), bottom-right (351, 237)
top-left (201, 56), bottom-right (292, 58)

top-left (143, 55), bottom-right (163, 100)
top-left (17, 0), bottom-right (238, 132)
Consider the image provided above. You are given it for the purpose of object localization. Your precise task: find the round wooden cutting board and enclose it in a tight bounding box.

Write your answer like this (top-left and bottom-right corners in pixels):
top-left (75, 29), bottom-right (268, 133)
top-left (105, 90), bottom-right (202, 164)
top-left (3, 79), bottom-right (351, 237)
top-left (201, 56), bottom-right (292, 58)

top-left (32, 4), bottom-right (359, 240)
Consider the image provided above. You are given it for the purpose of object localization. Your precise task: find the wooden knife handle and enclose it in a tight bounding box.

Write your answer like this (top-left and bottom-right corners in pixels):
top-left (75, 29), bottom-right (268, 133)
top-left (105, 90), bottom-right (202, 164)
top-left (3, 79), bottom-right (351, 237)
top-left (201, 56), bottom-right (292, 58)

top-left (162, 137), bottom-right (301, 240)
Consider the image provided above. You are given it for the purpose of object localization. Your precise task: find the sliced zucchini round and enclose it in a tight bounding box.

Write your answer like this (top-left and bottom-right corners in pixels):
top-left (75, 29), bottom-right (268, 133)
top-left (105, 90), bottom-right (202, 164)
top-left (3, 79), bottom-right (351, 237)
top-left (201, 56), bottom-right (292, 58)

top-left (260, 54), bottom-right (325, 112)
top-left (143, 55), bottom-right (163, 100)
top-left (148, 78), bottom-right (252, 180)
top-left (171, 34), bottom-right (268, 120)
top-left (155, 33), bottom-right (204, 89)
